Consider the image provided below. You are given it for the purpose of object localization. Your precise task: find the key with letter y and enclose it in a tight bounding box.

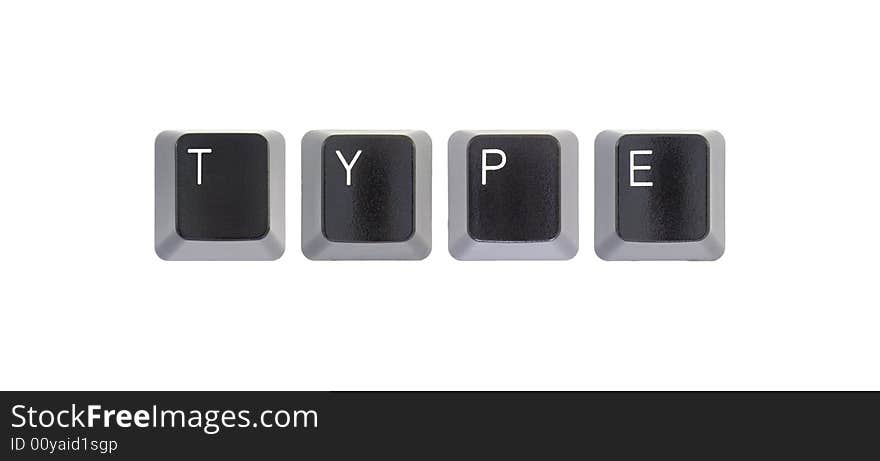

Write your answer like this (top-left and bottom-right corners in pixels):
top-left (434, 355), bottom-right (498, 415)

top-left (301, 130), bottom-right (432, 260)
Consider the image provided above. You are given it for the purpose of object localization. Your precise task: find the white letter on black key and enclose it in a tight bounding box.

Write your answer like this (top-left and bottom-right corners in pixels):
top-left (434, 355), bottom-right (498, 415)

top-left (629, 150), bottom-right (653, 187)
top-left (155, 130), bottom-right (286, 261)
top-left (335, 149), bottom-right (362, 186)
top-left (448, 130), bottom-right (579, 260)
top-left (301, 130), bottom-right (432, 260)
top-left (594, 130), bottom-right (725, 261)
top-left (481, 148), bottom-right (507, 185)
top-left (187, 148), bottom-right (212, 185)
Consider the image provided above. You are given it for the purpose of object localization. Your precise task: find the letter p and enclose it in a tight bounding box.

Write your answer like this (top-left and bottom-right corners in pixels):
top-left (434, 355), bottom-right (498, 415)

top-left (481, 149), bottom-right (507, 185)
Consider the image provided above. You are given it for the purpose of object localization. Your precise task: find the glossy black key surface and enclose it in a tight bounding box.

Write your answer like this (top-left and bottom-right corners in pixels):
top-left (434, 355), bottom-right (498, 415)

top-left (616, 134), bottom-right (709, 242)
top-left (322, 135), bottom-right (415, 242)
top-left (467, 135), bottom-right (561, 242)
top-left (175, 133), bottom-right (269, 240)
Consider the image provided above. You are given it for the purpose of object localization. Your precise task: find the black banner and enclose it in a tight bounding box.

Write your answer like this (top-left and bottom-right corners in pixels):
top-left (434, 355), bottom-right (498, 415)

top-left (3, 392), bottom-right (878, 459)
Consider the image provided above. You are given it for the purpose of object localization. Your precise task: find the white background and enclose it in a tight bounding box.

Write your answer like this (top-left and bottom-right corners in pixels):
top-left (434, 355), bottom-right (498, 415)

top-left (1, 1), bottom-right (878, 390)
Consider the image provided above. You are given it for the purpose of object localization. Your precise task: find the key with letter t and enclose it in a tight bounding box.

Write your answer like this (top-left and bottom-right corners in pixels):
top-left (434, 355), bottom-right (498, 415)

top-left (301, 130), bottom-right (432, 260)
top-left (448, 130), bottom-right (579, 260)
top-left (594, 130), bottom-right (725, 260)
top-left (154, 130), bottom-right (285, 260)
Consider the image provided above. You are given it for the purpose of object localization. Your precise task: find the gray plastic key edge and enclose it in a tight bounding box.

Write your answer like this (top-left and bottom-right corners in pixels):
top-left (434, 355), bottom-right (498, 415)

top-left (448, 130), bottom-right (579, 261)
top-left (594, 129), bottom-right (725, 261)
top-left (154, 130), bottom-right (286, 261)
top-left (300, 130), bottom-right (432, 260)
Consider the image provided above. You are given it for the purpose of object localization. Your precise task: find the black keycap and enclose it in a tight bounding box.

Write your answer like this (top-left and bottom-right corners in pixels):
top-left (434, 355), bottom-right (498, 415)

top-left (175, 133), bottom-right (269, 240)
top-left (616, 134), bottom-right (709, 242)
top-left (467, 135), bottom-right (560, 241)
top-left (322, 135), bottom-right (415, 242)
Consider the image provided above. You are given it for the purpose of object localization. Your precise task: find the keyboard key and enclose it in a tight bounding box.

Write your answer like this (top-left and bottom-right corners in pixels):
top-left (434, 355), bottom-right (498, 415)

top-left (448, 130), bottom-right (578, 260)
top-left (301, 130), bottom-right (431, 260)
top-left (594, 130), bottom-right (725, 260)
top-left (155, 130), bottom-right (285, 260)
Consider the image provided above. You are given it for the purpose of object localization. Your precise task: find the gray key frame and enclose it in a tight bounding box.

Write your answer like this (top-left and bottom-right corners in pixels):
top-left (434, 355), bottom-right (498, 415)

top-left (301, 130), bottom-right (432, 260)
top-left (154, 130), bottom-right (286, 261)
top-left (448, 130), bottom-right (579, 260)
top-left (594, 129), bottom-right (725, 261)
